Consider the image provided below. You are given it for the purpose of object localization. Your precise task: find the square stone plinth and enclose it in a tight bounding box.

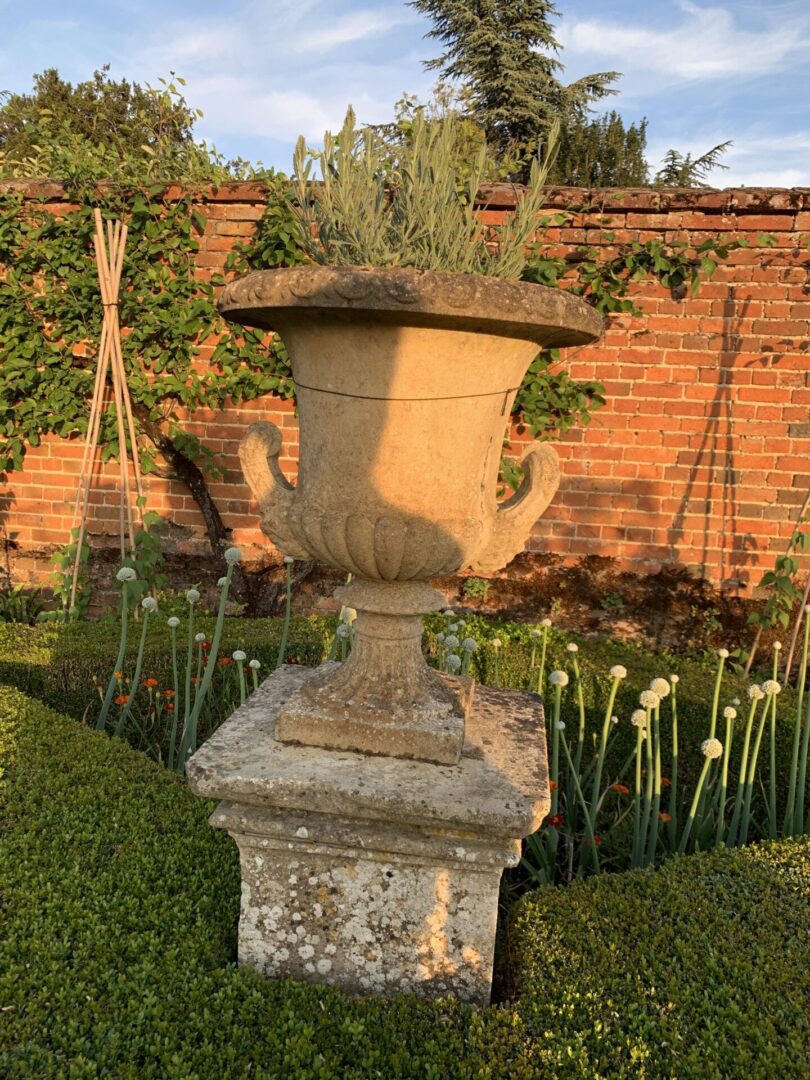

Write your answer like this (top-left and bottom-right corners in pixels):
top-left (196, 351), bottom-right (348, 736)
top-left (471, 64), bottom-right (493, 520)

top-left (187, 666), bottom-right (549, 1004)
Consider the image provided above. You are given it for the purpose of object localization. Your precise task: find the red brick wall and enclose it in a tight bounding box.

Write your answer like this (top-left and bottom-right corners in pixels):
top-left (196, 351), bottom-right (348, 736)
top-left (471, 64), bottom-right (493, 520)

top-left (2, 181), bottom-right (809, 595)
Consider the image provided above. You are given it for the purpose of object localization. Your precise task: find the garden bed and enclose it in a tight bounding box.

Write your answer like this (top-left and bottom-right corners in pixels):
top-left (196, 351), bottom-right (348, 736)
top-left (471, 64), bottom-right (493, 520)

top-left (1, 684), bottom-right (807, 1077)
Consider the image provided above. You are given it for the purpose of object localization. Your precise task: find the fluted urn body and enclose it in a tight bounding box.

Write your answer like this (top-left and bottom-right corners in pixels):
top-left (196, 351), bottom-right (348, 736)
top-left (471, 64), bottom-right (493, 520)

top-left (220, 267), bottom-right (602, 763)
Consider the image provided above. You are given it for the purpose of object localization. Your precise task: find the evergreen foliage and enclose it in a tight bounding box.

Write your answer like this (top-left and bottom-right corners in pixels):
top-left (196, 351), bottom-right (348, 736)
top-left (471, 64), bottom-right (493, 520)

top-left (550, 111), bottom-right (649, 188)
top-left (655, 141), bottom-right (733, 187)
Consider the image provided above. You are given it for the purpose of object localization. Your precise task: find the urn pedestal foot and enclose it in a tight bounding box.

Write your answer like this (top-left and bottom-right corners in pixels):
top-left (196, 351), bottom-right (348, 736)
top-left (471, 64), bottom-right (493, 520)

top-left (187, 666), bottom-right (549, 1004)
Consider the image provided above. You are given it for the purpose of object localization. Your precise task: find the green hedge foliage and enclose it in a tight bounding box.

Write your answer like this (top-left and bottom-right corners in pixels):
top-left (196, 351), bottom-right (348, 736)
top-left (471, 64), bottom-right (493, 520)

top-left (1, 684), bottom-right (808, 1077)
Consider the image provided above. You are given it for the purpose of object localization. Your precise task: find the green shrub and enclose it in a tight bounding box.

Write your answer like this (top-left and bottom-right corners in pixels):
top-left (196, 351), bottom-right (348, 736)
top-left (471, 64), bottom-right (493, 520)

top-left (2, 685), bottom-right (808, 1077)
top-left (510, 838), bottom-right (810, 1077)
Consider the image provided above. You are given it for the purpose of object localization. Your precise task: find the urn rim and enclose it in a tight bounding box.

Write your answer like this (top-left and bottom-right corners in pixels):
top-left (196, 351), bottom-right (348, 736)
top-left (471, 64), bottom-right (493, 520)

top-left (217, 265), bottom-right (603, 347)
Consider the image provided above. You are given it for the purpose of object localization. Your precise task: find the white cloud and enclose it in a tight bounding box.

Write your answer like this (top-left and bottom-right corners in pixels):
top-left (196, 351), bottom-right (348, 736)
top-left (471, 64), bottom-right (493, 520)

top-left (290, 8), bottom-right (413, 53)
top-left (565, 1), bottom-right (810, 81)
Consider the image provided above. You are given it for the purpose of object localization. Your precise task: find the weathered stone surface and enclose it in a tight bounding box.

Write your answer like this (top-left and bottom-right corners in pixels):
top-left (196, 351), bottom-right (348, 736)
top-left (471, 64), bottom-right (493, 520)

top-left (224, 266), bottom-right (600, 762)
top-left (187, 666), bottom-right (549, 1003)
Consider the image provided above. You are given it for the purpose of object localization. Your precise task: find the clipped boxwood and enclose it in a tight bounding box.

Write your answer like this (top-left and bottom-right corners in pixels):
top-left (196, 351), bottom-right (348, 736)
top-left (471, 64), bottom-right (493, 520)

top-left (2, 684), bottom-right (809, 1077)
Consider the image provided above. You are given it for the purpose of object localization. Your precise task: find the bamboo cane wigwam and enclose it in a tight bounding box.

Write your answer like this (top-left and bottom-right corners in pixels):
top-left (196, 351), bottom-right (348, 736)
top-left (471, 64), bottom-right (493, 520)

top-left (67, 210), bottom-right (144, 614)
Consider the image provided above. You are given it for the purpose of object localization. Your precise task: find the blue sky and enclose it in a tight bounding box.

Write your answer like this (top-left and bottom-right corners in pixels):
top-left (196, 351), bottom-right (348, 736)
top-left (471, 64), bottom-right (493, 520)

top-left (1, 0), bottom-right (809, 185)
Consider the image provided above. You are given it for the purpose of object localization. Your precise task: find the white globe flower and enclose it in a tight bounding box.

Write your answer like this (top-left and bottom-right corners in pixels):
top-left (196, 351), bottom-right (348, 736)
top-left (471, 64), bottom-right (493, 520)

top-left (116, 567), bottom-right (137, 582)
top-left (341, 607), bottom-right (357, 624)
top-left (445, 654), bottom-right (462, 672)
top-left (609, 665), bottom-right (627, 680)
top-left (217, 576), bottom-right (228, 588)
top-left (445, 635), bottom-right (460, 650)
top-left (566, 642), bottom-right (578, 654)
top-left (232, 650), bottom-right (247, 662)
top-left (195, 632), bottom-right (206, 644)
top-left (224, 547), bottom-right (241, 565)
top-left (167, 616), bottom-right (180, 629)
top-left (443, 609), bottom-right (455, 618)
top-left (492, 638), bottom-right (502, 649)
top-left (611, 715), bottom-right (619, 725)
top-left (549, 670), bottom-right (569, 687)
top-left (462, 638), bottom-right (477, 652)
top-left (723, 706), bottom-right (737, 721)
top-left (773, 641), bottom-right (782, 652)
top-left (283, 555), bottom-right (295, 565)
top-left (531, 629), bottom-right (541, 639)
top-left (541, 618), bottom-right (552, 628)
top-left (639, 689), bottom-right (660, 710)
top-left (436, 632), bottom-right (446, 643)
top-left (336, 624), bottom-right (350, 639)
top-left (762, 679), bottom-right (782, 696)
top-left (631, 709), bottom-right (647, 728)
top-left (248, 659), bottom-right (261, 670)
top-left (141, 596), bottom-right (158, 612)
top-left (702, 738), bottom-right (723, 759)
top-left (186, 588), bottom-right (201, 604)
top-left (732, 697), bottom-right (740, 707)
top-left (555, 720), bottom-right (565, 731)
top-left (670, 674), bottom-right (680, 685)
top-left (448, 623), bottom-right (459, 633)
top-left (717, 648), bottom-right (730, 659)
top-left (650, 678), bottom-right (670, 699)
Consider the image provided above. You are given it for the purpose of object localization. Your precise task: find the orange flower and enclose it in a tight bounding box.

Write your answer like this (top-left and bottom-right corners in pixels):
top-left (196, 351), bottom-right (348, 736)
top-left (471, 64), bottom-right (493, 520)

top-left (611, 783), bottom-right (630, 795)
top-left (661, 777), bottom-right (672, 787)
top-left (165, 702), bottom-right (175, 712)
top-left (217, 657), bottom-right (233, 666)
top-left (547, 814), bottom-right (565, 829)
top-left (591, 835), bottom-right (602, 846)
top-left (114, 694), bottom-right (129, 705)
top-left (163, 689), bottom-right (176, 698)
top-left (144, 678), bottom-right (158, 688)
top-left (658, 812), bottom-right (671, 823)
top-left (114, 671), bottom-right (123, 681)
top-left (201, 641), bottom-right (212, 651)
top-left (549, 780), bottom-right (558, 791)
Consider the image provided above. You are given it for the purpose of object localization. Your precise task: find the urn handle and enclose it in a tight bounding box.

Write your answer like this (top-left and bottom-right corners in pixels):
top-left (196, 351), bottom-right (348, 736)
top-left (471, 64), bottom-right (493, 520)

top-left (239, 422), bottom-right (309, 559)
top-left (471, 442), bottom-right (561, 574)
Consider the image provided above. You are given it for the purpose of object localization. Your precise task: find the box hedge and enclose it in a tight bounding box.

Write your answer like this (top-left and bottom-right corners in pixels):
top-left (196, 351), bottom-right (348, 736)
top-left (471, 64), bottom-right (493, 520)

top-left (1, 685), bottom-right (808, 1077)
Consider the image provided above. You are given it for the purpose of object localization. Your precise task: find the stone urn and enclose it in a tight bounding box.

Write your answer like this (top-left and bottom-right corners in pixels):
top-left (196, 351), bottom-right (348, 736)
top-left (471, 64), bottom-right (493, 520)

top-left (188, 265), bottom-right (603, 1004)
top-left (221, 266), bottom-right (602, 765)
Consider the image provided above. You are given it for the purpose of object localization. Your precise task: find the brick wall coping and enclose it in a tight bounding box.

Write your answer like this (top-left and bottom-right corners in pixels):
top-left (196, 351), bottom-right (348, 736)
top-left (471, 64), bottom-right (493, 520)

top-left (2, 178), bottom-right (810, 213)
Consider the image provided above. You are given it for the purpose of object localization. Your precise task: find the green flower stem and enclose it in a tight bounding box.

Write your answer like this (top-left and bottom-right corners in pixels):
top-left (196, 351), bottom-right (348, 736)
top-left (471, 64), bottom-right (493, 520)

top-left (709, 652), bottom-right (727, 739)
top-left (632, 726), bottom-right (644, 869)
top-left (727, 694), bottom-right (761, 848)
top-left (679, 755), bottom-right (714, 853)
top-left (645, 707), bottom-right (662, 865)
top-left (571, 653), bottom-right (586, 780)
top-left (537, 624), bottom-right (550, 694)
top-left (251, 665), bottom-right (260, 693)
top-left (715, 710), bottom-right (735, 848)
top-left (550, 685), bottom-right (562, 817)
top-left (529, 637), bottom-right (538, 672)
top-left (179, 565), bottom-right (234, 767)
top-left (194, 642), bottom-right (203, 708)
top-left (559, 729), bottom-right (600, 875)
top-left (668, 681), bottom-right (680, 848)
top-left (236, 658), bottom-right (246, 705)
top-left (785, 608), bottom-right (810, 834)
top-left (275, 559), bottom-right (293, 670)
top-left (768, 650), bottom-right (779, 839)
top-left (740, 698), bottom-right (772, 846)
top-left (116, 607), bottom-right (151, 738)
top-left (796, 687), bottom-right (810, 834)
top-left (97, 582), bottom-right (130, 731)
top-left (184, 603), bottom-right (195, 731)
top-left (167, 624), bottom-right (180, 770)
top-left (638, 707), bottom-right (654, 865)
top-left (588, 675), bottom-right (621, 829)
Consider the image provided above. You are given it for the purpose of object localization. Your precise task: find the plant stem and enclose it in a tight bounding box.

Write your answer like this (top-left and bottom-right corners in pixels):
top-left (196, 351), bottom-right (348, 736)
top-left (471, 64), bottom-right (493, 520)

top-left (767, 649), bottom-right (779, 839)
top-left (727, 694), bottom-right (761, 848)
top-left (97, 583), bottom-right (129, 731)
top-left (645, 707), bottom-right (662, 865)
top-left (668, 681), bottom-right (679, 848)
top-left (184, 602), bottom-right (195, 734)
top-left (679, 756), bottom-right (713, 853)
top-left (740, 698), bottom-right (771, 846)
top-left (785, 607), bottom-right (810, 834)
top-left (559, 729), bottom-right (600, 874)
top-left (537, 624), bottom-right (549, 695)
top-left (116, 606), bottom-right (150, 737)
top-left (715, 709), bottom-right (734, 848)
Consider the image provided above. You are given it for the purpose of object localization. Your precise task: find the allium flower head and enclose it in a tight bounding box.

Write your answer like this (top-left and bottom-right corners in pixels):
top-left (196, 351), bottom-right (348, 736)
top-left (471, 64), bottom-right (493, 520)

top-left (702, 737), bottom-right (723, 759)
top-left (167, 616), bottom-right (180, 629)
top-left (773, 641), bottom-right (782, 652)
top-left (639, 689), bottom-right (660, 710)
top-left (566, 642), bottom-right (578, 654)
top-left (555, 720), bottom-right (565, 730)
top-left (445, 654), bottom-right (462, 672)
top-left (610, 665), bottom-right (627, 680)
top-left (443, 609), bottom-right (455, 618)
top-left (232, 650), bottom-right (247, 662)
top-left (249, 659), bottom-right (261, 670)
top-left (186, 588), bottom-right (201, 604)
top-left (492, 637), bottom-right (502, 649)
top-left (732, 697), bottom-right (741, 707)
top-left (342, 607), bottom-right (357, 624)
top-left (531, 629), bottom-right (541, 639)
top-left (283, 555), bottom-right (295, 565)
top-left (195, 632), bottom-right (206, 643)
top-left (217, 576), bottom-right (228, 588)
top-left (436, 632), bottom-right (445, 643)
top-left (723, 706), bottom-right (737, 720)
top-left (336, 624), bottom-right (349, 639)
top-left (141, 596), bottom-right (157, 612)
top-left (462, 638), bottom-right (477, 652)
top-left (444, 635), bottom-right (460, 650)
top-left (762, 679), bottom-right (782, 696)
top-left (549, 670), bottom-right (569, 687)
top-left (717, 648), bottom-right (730, 659)
top-left (670, 674), bottom-right (680, 685)
top-left (748, 684), bottom-right (765, 701)
top-left (631, 709), bottom-right (647, 728)
top-left (116, 567), bottom-right (137, 582)
top-left (611, 715), bottom-right (619, 725)
top-left (541, 618), bottom-right (552, 628)
top-left (224, 547), bottom-right (241, 565)
top-left (650, 677), bottom-right (670, 699)
top-left (448, 623), bottom-right (459, 633)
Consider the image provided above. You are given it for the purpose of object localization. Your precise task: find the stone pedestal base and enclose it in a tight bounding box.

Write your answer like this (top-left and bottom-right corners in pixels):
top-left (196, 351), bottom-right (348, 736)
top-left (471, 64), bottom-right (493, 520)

top-left (187, 666), bottom-right (549, 1004)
